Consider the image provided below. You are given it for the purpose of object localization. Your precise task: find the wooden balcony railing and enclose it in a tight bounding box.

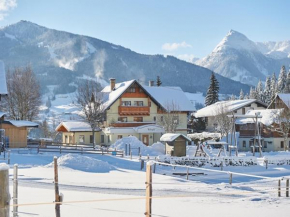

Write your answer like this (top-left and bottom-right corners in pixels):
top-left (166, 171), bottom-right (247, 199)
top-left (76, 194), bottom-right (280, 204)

top-left (118, 106), bottom-right (150, 116)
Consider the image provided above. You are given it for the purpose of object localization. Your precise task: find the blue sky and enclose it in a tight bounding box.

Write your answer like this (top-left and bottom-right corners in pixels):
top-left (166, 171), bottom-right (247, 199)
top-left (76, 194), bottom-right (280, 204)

top-left (1, 0), bottom-right (290, 61)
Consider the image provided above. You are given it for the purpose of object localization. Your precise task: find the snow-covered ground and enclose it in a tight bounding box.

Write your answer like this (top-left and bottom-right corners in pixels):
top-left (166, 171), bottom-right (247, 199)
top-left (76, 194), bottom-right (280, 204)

top-left (1, 151), bottom-right (289, 217)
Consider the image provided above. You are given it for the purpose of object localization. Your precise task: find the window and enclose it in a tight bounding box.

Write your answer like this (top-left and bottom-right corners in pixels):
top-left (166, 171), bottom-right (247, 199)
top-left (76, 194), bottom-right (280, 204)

top-left (118, 117), bottom-right (128, 122)
top-left (173, 115), bottom-right (179, 124)
top-left (121, 101), bottom-right (131, 106)
top-left (264, 141), bottom-right (267, 149)
top-left (79, 135), bottom-right (85, 143)
top-left (118, 135), bottom-right (123, 139)
top-left (134, 101), bottom-right (143, 106)
top-left (249, 141), bottom-right (253, 147)
top-left (134, 117), bottom-right (143, 122)
top-left (101, 135), bottom-right (105, 143)
top-left (242, 141), bottom-right (246, 148)
top-left (90, 135), bottom-right (94, 143)
top-left (127, 87), bottom-right (136, 93)
top-left (281, 141), bottom-right (284, 149)
top-left (242, 108), bottom-right (245, 115)
top-left (153, 116), bottom-right (156, 122)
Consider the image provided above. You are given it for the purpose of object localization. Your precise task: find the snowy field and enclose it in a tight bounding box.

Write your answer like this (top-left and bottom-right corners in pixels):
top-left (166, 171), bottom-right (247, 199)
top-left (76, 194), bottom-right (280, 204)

top-left (1, 151), bottom-right (289, 217)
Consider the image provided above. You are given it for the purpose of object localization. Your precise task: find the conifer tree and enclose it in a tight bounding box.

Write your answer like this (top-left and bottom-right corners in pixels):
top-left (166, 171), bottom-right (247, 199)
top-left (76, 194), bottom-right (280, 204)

top-left (239, 89), bottom-right (244, 100)
top-left (256, 80), bottom-right (264, 101)
top-left (156, 76), bottom-right (162, 86)
top-left (244, 93), bottom-right (249, 99)
top-left (278, 65), bottom-right (287, 93)
top-left (264, 76), bottom-right (271, 105)
top-left (284, 70), bottom-right (290, 93)
top-left (270, 72), bottom-right (277, 102)
top-left (205, 72), bottom-right (219, 106)
top-left (230, 94), bottom-right (236, 100)
top-left (249, 87), bottom-right (257, 99)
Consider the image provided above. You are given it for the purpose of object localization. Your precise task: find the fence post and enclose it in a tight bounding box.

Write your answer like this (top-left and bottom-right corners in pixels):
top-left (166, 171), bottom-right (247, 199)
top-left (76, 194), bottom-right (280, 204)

top-left (138, 147), bottom-right (141, 156)
top-left (37, 145), bottom-right (40, 154)
top-left (130, 151), bottom-right (132, 160)
top-left (125, 144), bottom-right (128, 156)
top-left (59, 146), bottom-right (61, 154)
top-left (54, 157), bottom-right (61, 217)
top-left (153, 163), bottom-right (156, 174)
top-left (147, 154), bottom-right (150, 160)
top-left (145, 163), bottom-right (152, 217)
top-left (141, 160), bottom-right (144, 170)
top-left (81, 147), bottom-right (83, 155)
top-left (286, 179), bottom-right (289, 198)
top-left (186, 167), bottom-right (189, 180)
top-left (129, 144), bottom-right (131, 156)
top-left (102, 149), bottom-right (104, 155)
top-left (8, 151), bottom-right (10, 165)
top-left (220, 161), bottom-right (223, 171)
top-left (0, 163), bottom-right (10, 217)
top-left (229, 173), bottom-right (233, 185)
top-left (13, 164), bottom-right (18, 217)
top-left (278, 179), bottom-right (281, 197)
top-left (265, 159), bottom-right (268, 169)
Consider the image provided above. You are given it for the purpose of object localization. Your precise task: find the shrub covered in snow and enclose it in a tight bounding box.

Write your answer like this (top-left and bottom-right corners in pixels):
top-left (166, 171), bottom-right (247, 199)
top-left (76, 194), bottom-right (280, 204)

top-left (47, 154), bottom-right (115, 173)
top-left (110, 136), bottom-right (165, 156)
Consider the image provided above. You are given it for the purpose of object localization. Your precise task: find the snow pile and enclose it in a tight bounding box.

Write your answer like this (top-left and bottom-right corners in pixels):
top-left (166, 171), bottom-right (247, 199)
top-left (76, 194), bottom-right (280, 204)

top-left (188, 132), bottom-right (221, 141)
top-left (236, 109), bottom-right (281, 126)
top-left (110, 136), bottom-right (165, 156)
top-left (47, 154), bottom-right (115, 173)
top-left (186, 145), bottom-right (197, 156)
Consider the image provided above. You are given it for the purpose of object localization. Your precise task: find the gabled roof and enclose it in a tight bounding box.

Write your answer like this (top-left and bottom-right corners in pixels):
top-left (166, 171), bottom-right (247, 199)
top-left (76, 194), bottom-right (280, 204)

top-left (160, 133), bottom-right (191, 142)
top-left (195, 99), bottom-right (267, 118)
top-left (235, 109), bottom-right (281, 126)
top-left (101, 80), bottom-right (136, 110)
top-left (101, 79), bottom-right (194, 112)
top-left (277, 93), bottom-right (290, 107)
top-left (142, 86), bottom-right (195, 112)
top-left (55, 121), bottom-right (101, 132)
top-left (3, 120), bottom-right (38, 128)
top-left (0, 61), bottom-right (7, 95)
top-left (0, 112), bottom-right (6, 118)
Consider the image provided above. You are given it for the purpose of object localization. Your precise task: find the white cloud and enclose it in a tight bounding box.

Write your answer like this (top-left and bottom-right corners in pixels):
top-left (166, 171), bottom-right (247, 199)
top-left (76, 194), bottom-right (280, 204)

top-left (0, 0), bottom-right (17, 20)
top-left (162, 41), bottom-right (192, 51)
top-left (177, 54), bottom-right (199, 64)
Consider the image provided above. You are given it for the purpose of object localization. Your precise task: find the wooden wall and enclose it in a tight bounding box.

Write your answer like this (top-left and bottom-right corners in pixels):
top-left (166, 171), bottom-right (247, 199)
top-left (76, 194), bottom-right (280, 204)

top-left (0, 123), bottom-right (28, 148)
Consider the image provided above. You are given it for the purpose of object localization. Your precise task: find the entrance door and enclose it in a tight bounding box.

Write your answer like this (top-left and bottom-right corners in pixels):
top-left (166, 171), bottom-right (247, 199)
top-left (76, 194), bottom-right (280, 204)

top-left (142, 135), bottom-right (149, 146)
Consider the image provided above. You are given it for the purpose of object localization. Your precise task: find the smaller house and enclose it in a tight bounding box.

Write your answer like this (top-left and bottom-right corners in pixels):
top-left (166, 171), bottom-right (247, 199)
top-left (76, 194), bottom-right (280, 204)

top-left (0, 117), bottom-right (38, 148)
top-left (160, 133), bottom-right (191, 157)
top-left (195, 99), bottom-right (267, 131)
top-left (268, 93), bottom-right (290, 109)
top-left (236, 109), bottom-right (286, 152)
top-left (55, 121), bottom-right (101, 145)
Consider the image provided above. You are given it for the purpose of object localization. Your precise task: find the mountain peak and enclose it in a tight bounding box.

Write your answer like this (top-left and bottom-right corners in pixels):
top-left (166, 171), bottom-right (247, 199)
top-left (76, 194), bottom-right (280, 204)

top-left (213, 29), bottom-right (257, 52)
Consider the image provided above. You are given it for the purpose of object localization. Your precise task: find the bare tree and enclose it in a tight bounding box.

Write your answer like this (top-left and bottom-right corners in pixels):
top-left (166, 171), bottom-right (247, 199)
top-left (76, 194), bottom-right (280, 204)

top-left (157, 101), bottom-right (181, 133)
top-left (76, 80), bottom-right (104, 148)
top-left (272, 108), bottom-right (290, 151)
top-left (2, 66), bottom-right (41, 121)
top-left (214, 103), bottom-right (233, 143)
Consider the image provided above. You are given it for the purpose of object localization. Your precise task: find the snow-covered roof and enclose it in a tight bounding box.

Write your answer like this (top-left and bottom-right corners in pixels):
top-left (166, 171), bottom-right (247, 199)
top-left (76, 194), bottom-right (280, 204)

top-left (235, 109), bottom-right (281, 126)
top-left (0, 60), bottom-right (8, 95)
top-left (143, 86), bottom-right (195, 112)
top-left (101, 79), bottom-right (194, 112)
top-left (101, 80), bottom-right (135, 110)
top-left (56, 121), bottom-right (101, 132)
top-left (160, 133), bottom-right (191, 142)
top-left (0, 112), bottom-right (5, 118)
top-left (5, 120), bottom-right (38, 128)
top-left (195, 99), bottom-right (267, 118)
top-left (277, 93), bottom-right (290, 107)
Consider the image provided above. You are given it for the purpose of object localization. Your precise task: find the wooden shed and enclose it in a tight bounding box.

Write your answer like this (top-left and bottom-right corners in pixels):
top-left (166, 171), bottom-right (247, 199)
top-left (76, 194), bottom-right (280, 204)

top-left (160, 133), bottom-right (191, 157)
top-left (0, 120), bottom-right (38, 148)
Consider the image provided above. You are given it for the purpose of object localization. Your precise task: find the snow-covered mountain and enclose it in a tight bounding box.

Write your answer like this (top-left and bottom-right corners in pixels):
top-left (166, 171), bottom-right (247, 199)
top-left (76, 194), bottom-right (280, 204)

top-left (196, 30), bottom-right (290, 86)
top-left (0, 21), bottom-right (249, 95)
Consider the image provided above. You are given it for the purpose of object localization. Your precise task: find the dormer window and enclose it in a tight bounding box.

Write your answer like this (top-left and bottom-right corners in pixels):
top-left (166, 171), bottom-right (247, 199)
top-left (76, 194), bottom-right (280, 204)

top-left (127, 87), bottom-right (136, 93)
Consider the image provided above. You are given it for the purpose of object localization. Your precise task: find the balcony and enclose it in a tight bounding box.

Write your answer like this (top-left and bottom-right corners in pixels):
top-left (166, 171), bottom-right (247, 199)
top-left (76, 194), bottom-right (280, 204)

top-left (118, 106), bottom-right (150, 116)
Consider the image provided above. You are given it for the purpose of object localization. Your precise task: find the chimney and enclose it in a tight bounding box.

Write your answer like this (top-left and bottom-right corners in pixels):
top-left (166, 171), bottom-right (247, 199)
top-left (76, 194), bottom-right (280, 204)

top-left (110, 78), bottom-right (116, 91)
top-left (149, 80), bottom-right (154, 87)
